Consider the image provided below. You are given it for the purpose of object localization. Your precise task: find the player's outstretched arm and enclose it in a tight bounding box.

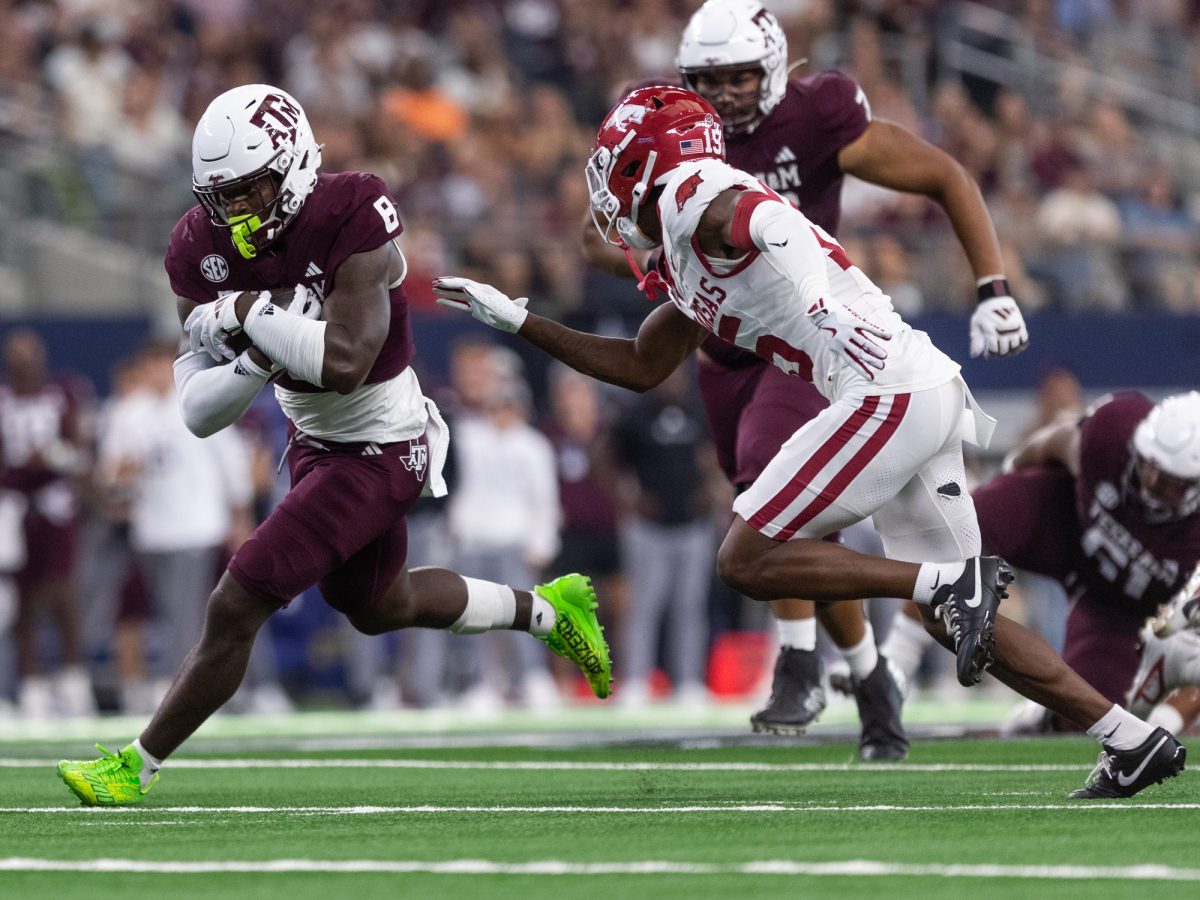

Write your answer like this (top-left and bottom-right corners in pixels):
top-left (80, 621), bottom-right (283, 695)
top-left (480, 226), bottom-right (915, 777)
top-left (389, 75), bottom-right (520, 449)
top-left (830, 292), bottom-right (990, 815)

top-left (838, 119), bottom-right (1028, 358)
top-left (1004, 417), bottom-right (1082, 475)
top-left (433, 276), bottom-right (705, 393)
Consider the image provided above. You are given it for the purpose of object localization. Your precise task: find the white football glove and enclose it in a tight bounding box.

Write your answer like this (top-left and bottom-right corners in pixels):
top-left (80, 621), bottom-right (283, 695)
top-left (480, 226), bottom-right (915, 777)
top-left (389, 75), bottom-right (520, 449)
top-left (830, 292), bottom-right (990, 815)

top-left (185, 291), bottom-right (259, 362)
top-left (970, 296), bottom-right (1029, 358)
top-left (432, 277), bottom-right (529, 334)
top-left (807, 297), bottom-right (891, 380)
top-left (287, 283), bottom-right (324, 320)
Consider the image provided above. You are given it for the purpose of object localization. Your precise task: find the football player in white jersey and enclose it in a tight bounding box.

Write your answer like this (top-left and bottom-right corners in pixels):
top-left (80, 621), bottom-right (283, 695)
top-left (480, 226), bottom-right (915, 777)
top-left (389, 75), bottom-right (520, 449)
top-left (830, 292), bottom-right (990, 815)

top-left (435, 86), bottom-right (1186, 798)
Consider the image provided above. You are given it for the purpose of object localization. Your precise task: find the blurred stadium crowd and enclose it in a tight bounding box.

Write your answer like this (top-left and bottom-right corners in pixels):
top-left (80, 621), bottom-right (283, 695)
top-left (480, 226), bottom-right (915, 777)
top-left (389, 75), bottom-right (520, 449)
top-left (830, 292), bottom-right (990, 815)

top-left (1, 0), bottom-right (1198, 717)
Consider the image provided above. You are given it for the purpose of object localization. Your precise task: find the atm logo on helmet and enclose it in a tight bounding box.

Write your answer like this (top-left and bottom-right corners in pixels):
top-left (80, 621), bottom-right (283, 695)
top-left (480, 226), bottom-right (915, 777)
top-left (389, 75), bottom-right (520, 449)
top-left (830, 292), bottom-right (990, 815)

top-left (250, 94), bottom-right (302, 151)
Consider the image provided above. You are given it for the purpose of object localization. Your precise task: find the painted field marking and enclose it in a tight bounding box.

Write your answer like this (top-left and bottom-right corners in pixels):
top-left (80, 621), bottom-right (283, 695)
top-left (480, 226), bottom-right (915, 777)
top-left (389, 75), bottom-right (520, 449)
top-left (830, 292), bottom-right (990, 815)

top-left (0, 758), bottom-right (1102, 772)
top-left (3, 803), bottom-right (1199, 814)
top-left (1, 858), bottom-right (1200, 881)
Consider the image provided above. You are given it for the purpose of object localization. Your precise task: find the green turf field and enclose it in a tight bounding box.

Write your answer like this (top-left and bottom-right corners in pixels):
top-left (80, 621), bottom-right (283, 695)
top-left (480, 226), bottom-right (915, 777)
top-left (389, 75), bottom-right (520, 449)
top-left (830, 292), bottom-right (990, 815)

top-left (0, 710), bottom-right (1196, 899)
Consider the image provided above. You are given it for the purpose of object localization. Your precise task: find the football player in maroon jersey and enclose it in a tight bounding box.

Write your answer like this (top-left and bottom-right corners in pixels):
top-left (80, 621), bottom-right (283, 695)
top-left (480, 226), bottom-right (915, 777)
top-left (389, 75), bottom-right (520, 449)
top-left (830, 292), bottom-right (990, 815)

top-left (979, 392), bottom-right (1200, 734)
top-left (581, 0), bottom-right (1026, 756)
top-left (57, 85), bottom-right (612, 807)
top-left (0, 329), bottom-right (94, 718)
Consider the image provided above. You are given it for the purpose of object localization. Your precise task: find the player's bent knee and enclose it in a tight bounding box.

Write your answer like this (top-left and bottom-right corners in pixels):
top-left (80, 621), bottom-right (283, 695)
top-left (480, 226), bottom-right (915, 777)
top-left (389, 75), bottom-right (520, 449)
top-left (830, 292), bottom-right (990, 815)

top-left (204, 573), bottom-right (277, 643)
top-left (716, 533), bottom-right (760, 597)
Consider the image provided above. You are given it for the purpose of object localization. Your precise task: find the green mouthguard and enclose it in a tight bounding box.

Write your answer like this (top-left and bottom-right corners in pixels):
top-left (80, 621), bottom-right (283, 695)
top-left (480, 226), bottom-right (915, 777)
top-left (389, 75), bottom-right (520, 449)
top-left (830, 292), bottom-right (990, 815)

top-left (229, 213), bottom-right (262, 259)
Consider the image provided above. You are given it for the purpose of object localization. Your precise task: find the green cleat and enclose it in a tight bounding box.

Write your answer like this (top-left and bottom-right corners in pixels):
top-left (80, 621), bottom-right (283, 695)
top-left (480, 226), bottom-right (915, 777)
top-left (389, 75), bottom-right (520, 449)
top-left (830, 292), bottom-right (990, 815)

top-left (535, 573), bottom-right (612, 699)
top-left (57, 744), bottom-right (158, 806)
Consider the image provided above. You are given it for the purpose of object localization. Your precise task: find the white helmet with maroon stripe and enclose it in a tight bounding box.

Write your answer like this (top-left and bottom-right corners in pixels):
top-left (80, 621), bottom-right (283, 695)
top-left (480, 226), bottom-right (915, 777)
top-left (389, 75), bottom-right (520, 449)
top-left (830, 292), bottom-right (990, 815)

top-left (677, 0), bottom-right (788, 132)
top-left (192, 84), bottom-right (322, 259)
top-left (1131, 392), bottom-right (1200, 522)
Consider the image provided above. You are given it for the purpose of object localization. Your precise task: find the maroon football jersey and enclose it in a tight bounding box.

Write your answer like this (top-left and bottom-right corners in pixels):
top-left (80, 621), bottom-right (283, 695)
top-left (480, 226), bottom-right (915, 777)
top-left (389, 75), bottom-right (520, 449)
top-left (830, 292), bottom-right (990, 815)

top-left (0, 379), bottom-right (84, 492)
top-left (165, 171), bottom-right (414, 392)
top-left (1073, 392), bottom-right (1200, 615)
top-left (703, 71), bottom-right (871, 366)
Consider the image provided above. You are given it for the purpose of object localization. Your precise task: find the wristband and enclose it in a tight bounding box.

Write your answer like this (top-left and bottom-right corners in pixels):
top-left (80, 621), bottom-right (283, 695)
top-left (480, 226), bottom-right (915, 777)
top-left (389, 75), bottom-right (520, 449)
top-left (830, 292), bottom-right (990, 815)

top-left (976, 277), bottom-right (1010, 303)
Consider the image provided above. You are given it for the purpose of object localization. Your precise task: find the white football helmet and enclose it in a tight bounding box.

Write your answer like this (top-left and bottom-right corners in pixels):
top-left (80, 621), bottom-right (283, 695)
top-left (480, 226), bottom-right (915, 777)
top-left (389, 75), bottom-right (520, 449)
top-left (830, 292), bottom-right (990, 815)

top-left (1131, 391), bottom-right (1200, 522)
top-left (192, 84), bottom-right (322, 259)
top-left (676, 0), bottom-right (789, 134)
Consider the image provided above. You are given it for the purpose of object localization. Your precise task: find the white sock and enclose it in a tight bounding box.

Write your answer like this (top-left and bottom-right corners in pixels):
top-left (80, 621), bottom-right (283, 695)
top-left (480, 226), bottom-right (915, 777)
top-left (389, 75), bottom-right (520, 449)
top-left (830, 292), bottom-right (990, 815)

top-left (841, 624), bottom-right (878, 680)
top-left (450, 577), bottom-right (518, 634)
top-left (1086, 704), bottom-right (1155, 750)
top-left (131, 739), bottom-right (161, 789)
top-left (776, 617), bottom-right (817, 651)
top-left (880, 612), bottom-right (932, 685)
top-left (529, 594), bottom-right (555, 636)
top-left (1146, 703), bottom-right (1186, 736)
top-left (912, 561), bottom-right (967, 606)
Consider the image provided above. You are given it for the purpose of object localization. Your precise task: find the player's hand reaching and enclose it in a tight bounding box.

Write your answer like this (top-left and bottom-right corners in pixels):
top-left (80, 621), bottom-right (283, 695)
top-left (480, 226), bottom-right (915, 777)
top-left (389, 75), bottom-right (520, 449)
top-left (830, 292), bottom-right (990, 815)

top-left (432, 277), bottom-right (530, 334)
top-left (970, 292), bottom-right (1028, 358)
top-left (807, 297), bottom-right (891, 380)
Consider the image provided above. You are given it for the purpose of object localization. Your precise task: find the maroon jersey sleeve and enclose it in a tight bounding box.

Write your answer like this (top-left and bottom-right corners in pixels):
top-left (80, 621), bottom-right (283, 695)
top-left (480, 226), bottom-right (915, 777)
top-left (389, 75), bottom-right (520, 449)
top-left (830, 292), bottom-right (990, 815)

top-left (322, 173), bottom-right (404, 292)
top-left (165, 209), bottom-right (222, 304)
top-left (810, 71), bottom-right (871, 158)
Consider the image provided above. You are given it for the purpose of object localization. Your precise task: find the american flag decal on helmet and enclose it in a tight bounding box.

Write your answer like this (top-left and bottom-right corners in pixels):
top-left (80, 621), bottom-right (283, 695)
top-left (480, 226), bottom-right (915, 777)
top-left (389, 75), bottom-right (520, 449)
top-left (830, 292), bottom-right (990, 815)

top-left (678, 139), bottom-right (704, 156)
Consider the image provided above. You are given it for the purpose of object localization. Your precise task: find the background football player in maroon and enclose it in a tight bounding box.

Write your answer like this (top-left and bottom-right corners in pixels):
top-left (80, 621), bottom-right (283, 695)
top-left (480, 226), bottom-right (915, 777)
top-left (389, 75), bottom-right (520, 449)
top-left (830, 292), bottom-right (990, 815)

top-left (581, 0), bottom-right (1027, 755)
top-left (0, 329), bottom-right (94, 718)
top-left (57, 85), bottom-right (611, 807)
top-left (978, 391), bottom-right (1200, 732)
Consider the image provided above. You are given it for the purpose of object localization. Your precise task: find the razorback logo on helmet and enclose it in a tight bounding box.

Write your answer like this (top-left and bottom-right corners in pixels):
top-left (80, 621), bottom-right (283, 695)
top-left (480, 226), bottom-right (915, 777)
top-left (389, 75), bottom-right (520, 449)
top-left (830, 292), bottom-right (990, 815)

top-left (249, 94), bottom-right (302, 151)
top-left (675, 171), bottom-right (705, 212)
top-left (609, 103), bottom-right (647, 133)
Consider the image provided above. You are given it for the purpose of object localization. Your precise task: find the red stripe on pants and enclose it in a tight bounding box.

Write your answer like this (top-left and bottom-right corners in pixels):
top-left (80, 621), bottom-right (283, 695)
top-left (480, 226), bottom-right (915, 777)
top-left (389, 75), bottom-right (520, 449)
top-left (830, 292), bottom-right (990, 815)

top-left (774, 392), bottom-right (911, 541)
top-left (747, 395), bottom-right (881, 532)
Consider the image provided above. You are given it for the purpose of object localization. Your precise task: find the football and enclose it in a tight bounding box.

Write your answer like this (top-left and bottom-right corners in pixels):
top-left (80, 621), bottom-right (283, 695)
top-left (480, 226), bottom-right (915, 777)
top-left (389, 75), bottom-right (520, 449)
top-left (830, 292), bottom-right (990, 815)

top-left (225, 287), bottom-right (296, 355)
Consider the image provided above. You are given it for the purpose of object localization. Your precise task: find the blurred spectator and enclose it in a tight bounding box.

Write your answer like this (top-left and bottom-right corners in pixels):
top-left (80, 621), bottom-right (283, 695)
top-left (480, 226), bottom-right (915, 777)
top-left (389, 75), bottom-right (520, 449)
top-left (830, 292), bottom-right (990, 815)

top-left (0, 329), bottom-right (93, 718)
top-left (94, 342), bottom-right (262, 714)
top-left (611, 365), bottom-right (717, 707)
top-left (448, 365), bottom-right (562, 709)
top-left (1033, 159), bottom-right (1126, 309)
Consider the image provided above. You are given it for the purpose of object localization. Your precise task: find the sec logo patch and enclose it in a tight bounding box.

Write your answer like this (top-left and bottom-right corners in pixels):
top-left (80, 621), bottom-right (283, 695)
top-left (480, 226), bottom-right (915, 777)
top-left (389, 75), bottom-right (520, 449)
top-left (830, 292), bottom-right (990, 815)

top-left (200, 254), bottom-right (229, 283)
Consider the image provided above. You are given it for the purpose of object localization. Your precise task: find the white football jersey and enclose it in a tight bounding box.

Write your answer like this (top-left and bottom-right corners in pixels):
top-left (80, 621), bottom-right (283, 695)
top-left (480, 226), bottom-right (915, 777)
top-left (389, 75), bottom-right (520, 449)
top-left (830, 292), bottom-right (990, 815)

top-left (656, 159), bottom-right (959, 401)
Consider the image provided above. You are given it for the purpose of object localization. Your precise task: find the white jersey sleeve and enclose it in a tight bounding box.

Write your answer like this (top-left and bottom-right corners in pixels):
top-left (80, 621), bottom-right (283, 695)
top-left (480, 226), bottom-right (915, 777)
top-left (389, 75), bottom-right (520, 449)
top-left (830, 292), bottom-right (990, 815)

top-left (655, 159), bottom-right (960, 400)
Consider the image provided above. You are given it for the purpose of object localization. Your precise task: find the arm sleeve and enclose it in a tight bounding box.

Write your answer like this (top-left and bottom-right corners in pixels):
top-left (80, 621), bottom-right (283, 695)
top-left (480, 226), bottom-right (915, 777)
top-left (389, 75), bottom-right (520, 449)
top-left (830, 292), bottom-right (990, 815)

top-left (173, 350), bottom-right (273, 439)
top-left (241, 294), bottom-right (327, 387)
top-left (737, 196), bottom-right (832, 310)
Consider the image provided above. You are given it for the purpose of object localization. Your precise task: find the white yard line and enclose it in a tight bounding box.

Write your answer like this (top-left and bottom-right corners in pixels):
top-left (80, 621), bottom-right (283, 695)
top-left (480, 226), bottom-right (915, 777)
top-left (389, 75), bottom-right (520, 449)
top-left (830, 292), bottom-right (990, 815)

top-left (1, 858), bottom-right (1199, 881)
top-left (0, 758), bottom-right (1098, 772)
top-left (3, 803), bottom-right (1198, 814)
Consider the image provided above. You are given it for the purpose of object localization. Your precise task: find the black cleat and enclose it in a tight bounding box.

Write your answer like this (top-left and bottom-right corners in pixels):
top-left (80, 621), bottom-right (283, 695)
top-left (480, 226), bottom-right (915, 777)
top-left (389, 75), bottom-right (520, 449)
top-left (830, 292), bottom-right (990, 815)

top-left (1069, 727), bottom-right (1186, 799)
top-left (750, 647), bottom-right (826, 735)
top-left (852, 656), bottom-right (909, 761)
top-left (931, 556), bottom-right (1013, 687)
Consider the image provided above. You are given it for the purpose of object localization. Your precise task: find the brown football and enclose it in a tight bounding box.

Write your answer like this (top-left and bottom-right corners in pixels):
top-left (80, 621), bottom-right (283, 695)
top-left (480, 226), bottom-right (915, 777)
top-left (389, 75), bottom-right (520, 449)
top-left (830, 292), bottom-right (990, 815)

top-left (226, 287), bottom-right (296, 355)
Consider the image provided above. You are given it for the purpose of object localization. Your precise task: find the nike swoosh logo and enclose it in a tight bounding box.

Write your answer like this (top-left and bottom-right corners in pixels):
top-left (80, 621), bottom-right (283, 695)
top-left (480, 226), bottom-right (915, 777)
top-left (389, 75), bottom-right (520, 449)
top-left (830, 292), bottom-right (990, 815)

top-left (1116, 735), bottom-right (1170, 786)
top-left (1101, 725), bottom-right (1119, 741)
top-left (768, 240), bottom-right (789, 247)
top-left (932, 572), bottom-right (941, 590)
top-left (964, 563), bottom-right (982, 609)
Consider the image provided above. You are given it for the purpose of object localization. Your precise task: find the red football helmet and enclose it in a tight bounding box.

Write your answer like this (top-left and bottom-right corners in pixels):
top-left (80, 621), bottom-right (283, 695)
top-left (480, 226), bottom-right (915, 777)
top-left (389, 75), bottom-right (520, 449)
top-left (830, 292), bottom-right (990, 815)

top-left (586, 86), bottom-right (725, 249)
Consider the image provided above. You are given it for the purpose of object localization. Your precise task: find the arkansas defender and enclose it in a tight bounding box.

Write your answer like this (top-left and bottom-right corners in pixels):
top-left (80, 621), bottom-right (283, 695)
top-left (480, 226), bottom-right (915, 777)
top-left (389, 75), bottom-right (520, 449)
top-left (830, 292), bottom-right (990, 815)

top-left (978, 392), bottom-right (1200, 734)
top-left (57, 85), bottom-right (611, 808)
top-left (437, 85), bottom-right (1184, 799)
top-left (582, 0), bottom-right (1026, 753)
